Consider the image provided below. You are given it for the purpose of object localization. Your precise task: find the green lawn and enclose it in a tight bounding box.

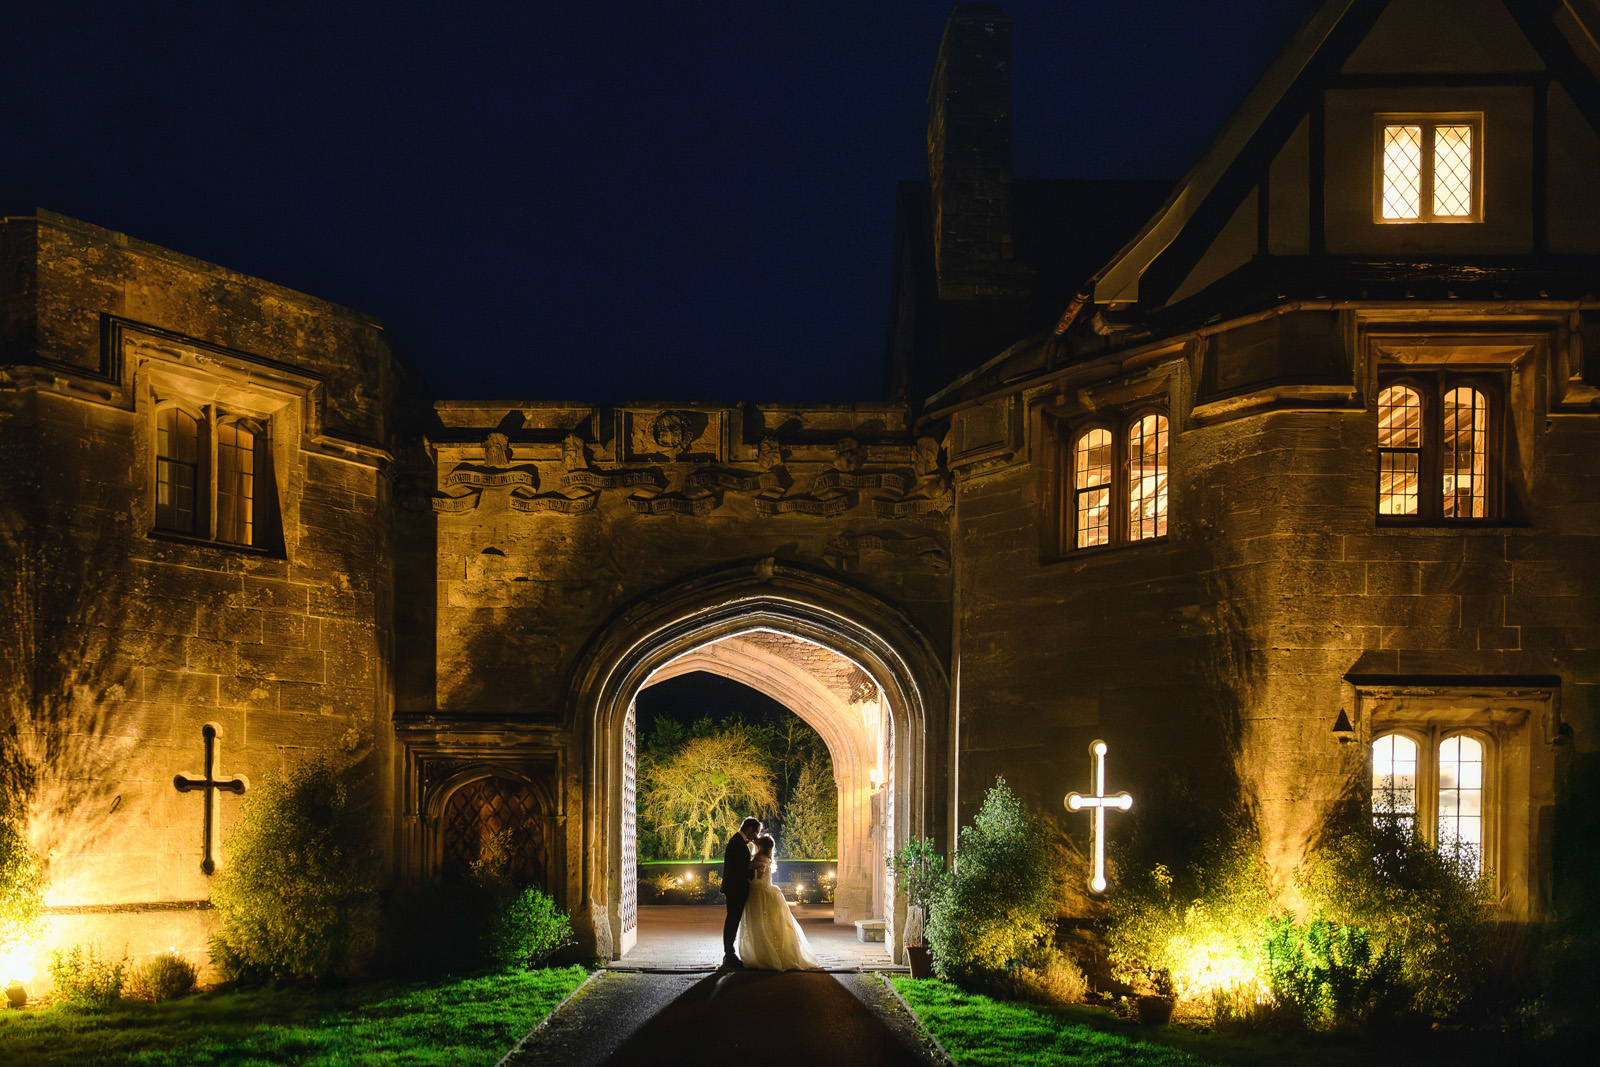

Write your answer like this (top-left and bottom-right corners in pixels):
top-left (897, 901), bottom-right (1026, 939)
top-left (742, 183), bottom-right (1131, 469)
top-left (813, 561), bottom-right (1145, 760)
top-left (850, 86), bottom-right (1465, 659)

top-left (887, 977), bottom-right (1529, 1067)
top-left (0, 966), bottom-right (590, 1067)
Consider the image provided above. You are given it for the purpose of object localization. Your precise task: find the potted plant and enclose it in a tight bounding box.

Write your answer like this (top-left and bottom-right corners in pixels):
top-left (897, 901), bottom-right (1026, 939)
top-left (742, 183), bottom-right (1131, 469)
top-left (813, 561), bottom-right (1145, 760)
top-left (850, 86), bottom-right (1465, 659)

top-left (888, 837), bottom-right (949, 978)
top-left (1135, 967), bottom-right (1176, 1025)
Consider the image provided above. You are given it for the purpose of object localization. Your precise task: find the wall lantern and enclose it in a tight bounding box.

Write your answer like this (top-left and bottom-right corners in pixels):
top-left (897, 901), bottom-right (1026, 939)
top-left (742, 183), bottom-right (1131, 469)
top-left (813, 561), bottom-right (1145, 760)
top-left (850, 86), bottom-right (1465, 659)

top-left (869, 768), bottom-right (880, 789)
top-left (1332, 709), bottom-right (1357, 745)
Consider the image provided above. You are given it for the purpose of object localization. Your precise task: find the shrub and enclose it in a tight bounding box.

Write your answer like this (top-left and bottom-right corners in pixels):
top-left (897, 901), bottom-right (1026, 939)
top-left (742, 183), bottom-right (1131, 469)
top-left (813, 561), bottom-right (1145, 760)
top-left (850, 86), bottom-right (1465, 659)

top-left (48, 943), bottom-right (125, 1006)
top-left (1301, 818), bottom-right (1493, 1019)
top-left (1261, 916), bottom-right (1406, 1030)
top-left (1102, 824), bottom-right (1274, 1002)
top-left (480, 887), bottom-right (575, 969)
top-left (124, 950), bottom-right (199, 1001)
top-left (925, 778), bottom-right (1058, 987)
top-left (1004, 943), bottom-right (1089, 1006)
top-left (0, 792), bottom-right (44, 970)
top-left (209, 756), bottom-right (381, 984)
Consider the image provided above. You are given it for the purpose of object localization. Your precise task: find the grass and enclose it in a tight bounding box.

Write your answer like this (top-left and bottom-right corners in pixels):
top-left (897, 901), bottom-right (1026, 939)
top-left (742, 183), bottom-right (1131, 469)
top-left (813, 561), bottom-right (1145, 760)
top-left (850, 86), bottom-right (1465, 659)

top-left (887, 977), bottom-right (1530, 1067)
top-left (0, 966), bottom-right (589, 1067)
top-left (888, 977), bottom-right (1211, 1067)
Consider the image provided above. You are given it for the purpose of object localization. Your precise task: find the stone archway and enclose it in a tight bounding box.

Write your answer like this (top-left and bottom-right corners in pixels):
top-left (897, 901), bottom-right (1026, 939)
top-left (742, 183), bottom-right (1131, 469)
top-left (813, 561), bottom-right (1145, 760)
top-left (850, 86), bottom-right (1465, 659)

top-left (567, 560), bottom-right (948, 963)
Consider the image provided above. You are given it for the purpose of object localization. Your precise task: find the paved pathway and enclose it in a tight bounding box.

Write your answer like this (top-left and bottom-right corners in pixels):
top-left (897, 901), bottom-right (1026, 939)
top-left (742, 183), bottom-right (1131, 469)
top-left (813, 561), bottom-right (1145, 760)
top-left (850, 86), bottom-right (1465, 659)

top-left (503, 969), bottom-right (938, 1067)
top-left (614, 904), bottom-right (904, 972)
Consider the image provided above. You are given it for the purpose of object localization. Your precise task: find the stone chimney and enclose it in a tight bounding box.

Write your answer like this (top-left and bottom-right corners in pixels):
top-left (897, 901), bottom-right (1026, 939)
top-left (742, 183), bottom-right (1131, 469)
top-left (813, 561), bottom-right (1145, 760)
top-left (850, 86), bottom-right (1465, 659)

top-left (927, 3), bottom-right (1031, 300)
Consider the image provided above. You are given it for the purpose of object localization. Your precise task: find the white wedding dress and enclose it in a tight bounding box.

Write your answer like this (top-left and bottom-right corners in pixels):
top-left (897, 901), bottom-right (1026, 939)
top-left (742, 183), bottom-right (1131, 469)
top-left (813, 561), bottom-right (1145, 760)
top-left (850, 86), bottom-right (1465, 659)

top-left (737, 856), bottom-right (821, 971)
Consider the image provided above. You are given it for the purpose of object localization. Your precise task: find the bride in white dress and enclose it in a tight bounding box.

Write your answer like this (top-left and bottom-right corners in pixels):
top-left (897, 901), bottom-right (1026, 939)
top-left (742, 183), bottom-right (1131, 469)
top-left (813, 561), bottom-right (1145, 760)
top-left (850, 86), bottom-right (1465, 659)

top-left (737, 834), bottom-right (821, 971)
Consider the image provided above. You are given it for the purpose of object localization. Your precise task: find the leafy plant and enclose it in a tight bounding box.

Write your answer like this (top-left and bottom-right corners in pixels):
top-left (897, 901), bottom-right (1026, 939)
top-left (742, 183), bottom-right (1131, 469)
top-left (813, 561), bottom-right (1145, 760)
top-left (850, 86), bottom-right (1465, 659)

top-left (0, 790), bottom-right (44, 972)
top-left (124, 950), bottom-right (199, 1001)
top-left (924, 778), bottom-right (1058, 987)
top-left (889, 836), bottom-right (949, 916)
top-left (1101, 825), bottom-right (1274, 1002)
top-left (1261, 916), bottom-right (1406, 1030)
top-left (480, 887), bottom-right (576, 969)
top-left (1301, 817), bottom-right (1494, 1019)
top-left (48, 943), bottom-right (126, 1006)
top-left (209, 756), bottom-right (381, 985)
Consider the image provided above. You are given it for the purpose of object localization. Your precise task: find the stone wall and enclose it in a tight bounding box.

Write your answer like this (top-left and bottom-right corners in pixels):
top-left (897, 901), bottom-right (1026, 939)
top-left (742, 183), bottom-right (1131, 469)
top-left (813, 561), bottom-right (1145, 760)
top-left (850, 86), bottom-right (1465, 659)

top-left (0, 213), bottom-right (403, 982)
top-left (947, 309), bottom-right (1597, 918)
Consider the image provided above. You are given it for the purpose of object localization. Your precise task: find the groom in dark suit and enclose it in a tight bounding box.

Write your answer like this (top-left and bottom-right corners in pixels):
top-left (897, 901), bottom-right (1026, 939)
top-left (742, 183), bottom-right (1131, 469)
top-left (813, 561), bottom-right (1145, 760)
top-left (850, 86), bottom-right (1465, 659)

top-left (720, 816), bottom-right (763, 968)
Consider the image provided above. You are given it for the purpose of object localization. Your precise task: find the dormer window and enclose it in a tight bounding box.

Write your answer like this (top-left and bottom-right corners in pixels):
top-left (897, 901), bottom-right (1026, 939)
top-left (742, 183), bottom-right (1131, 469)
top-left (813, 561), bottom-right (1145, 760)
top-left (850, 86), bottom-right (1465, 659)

top-left (1377, 115), bottom-right (1482, 223)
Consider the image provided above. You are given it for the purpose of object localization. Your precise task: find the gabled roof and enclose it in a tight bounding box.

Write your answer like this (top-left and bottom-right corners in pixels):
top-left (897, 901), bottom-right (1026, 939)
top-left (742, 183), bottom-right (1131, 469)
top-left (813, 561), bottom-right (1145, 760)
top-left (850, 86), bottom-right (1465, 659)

top-left (926, 0), bottom-right (1600, 415)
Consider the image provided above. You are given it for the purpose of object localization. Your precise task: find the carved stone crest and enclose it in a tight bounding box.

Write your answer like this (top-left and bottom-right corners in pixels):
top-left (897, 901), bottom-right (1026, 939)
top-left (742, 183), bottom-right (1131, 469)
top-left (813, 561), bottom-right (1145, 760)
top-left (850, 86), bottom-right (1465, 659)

top-left (652, 411), bottom-right (693, 454)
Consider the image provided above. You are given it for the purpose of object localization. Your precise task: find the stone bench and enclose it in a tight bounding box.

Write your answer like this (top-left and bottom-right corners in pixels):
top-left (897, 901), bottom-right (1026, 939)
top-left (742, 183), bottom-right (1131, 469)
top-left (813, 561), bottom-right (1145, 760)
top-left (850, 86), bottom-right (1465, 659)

top-left (854, 919), bottom-right (886, 943)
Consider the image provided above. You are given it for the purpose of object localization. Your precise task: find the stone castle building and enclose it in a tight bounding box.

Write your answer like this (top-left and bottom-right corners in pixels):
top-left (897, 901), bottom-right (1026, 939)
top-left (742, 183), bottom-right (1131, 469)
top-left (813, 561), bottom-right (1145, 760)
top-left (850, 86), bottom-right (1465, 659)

top-left (3, 0), bottom-right (1598, 969)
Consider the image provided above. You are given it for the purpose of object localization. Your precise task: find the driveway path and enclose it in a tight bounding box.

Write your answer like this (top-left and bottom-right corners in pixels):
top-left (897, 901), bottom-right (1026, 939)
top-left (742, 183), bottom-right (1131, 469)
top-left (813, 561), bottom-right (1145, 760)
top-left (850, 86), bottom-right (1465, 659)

top-left (614, 904), bottom-right (902, 971)
top-left (502, 969), bottom-right (937, 1067)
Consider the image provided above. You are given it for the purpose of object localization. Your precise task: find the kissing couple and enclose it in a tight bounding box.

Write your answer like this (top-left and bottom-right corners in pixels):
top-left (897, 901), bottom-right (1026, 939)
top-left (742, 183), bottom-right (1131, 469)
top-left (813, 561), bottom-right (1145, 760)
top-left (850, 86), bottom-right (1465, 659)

top-left (719, 817), bottom-right (821, 971)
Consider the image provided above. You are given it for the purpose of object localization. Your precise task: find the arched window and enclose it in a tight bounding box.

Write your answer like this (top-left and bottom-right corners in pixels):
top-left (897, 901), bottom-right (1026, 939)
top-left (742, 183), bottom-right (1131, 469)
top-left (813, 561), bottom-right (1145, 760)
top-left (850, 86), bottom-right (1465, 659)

top-left (1441, 388), bottom-right (1488, 519)
top-left (216, 419), bottom-right (258, 546)
top-left (1377, 385), bottom-right (1421, 516)
top-left (1376, 375), bottom-right (1498, 522)
top-left (1063, 409), bottom-right (1171, 552)
top-left (1372, 730), bottom-right (1489, 876)
top-left (1437, 734), bottom-right (1484, 872)
top-left (151, 404), bottom-right (279, 551)
top-left (1127, 414), bottom-right (1168, 541)
top-left (1073, 428), bottom-right (1112, 549)
top-left (1371, 732), bottom-right (1418, 832)
top-left (155, 406), bottom-right (202, 535)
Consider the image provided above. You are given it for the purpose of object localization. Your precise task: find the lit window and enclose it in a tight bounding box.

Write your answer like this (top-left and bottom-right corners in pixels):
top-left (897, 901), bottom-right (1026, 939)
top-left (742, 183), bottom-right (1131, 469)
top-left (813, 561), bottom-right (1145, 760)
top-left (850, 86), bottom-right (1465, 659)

top-left (152, 405), bottom-right (275, 550)
top-left (1064, 410), bottom-right (1170, 552)
top-left (1372, 731), bottom-right (1487, 875)
top-left (1127, 414), bottom-right (1169, 541)
top-left (156, 406), bottom-right (202, 535)
top-left (1378, 117), bottom-right (1481, 223)
top-left (1074, 429), bottom-right (1112, 549)
top-left (1437, 735), bottom-right (1483, 873)
top-left (1376, 375), bottom-right (1498, 522)
top-left (1372, 732), bottom-right (1418, 833)
top-left (216, 420), bottom-right (257, 546)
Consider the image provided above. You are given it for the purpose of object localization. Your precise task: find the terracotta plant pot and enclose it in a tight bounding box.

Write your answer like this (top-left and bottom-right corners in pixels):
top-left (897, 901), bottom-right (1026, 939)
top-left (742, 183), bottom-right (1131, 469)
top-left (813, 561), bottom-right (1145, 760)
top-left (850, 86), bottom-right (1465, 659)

top-left (1136, 995), bottom-right (1174, 1026)
top-left (905, 944), bottom-right (934, 979)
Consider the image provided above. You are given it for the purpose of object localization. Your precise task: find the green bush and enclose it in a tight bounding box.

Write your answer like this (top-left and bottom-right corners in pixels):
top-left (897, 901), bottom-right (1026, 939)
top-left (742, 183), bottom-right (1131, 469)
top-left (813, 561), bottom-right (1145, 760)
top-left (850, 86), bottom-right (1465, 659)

top-left (48, 943), bottom-right (126, 1006)
top-left (0, 791), bottom-right (44, 966)
top-left (125, 950), bottom-right (199, 1001)
top-left (1003, 942), bottom-right (1089, 1006)
top-left (1301, 818), bottom-right (1493, 1019)
top-left (209, 757), bottom-right (381, 985)
top-left (1102, 825), bottom-right (1274, 1001)
top-left (925, 778), bottom-right (1058, 988)
top-left (384, 829), bottom-right (574, 975)
top-left (1261, 916), bottom-right (1406, 1030)
top-left (483, 887), bottom-right (575, 969)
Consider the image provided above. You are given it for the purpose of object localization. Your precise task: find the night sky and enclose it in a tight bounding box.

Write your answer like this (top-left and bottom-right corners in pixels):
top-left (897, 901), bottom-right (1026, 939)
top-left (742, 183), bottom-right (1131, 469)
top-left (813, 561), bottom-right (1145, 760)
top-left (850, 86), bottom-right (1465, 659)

top-left (4, 1), bottom-right (1308, 403)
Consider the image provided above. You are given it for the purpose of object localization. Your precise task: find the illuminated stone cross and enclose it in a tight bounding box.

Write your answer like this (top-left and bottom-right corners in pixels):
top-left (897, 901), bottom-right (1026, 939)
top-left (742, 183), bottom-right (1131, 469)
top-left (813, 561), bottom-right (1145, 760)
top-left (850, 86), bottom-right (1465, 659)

top-left (1064, 739), bottom-right (1133, 894)
top-left (174, 723), bottom-right (248, 875)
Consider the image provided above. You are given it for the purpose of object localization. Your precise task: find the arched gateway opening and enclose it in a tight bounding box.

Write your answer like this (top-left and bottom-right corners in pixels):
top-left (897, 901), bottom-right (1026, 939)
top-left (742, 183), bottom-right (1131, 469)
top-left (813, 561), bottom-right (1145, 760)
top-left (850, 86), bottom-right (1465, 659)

top-left (569, 562), bottom-right (947, 963)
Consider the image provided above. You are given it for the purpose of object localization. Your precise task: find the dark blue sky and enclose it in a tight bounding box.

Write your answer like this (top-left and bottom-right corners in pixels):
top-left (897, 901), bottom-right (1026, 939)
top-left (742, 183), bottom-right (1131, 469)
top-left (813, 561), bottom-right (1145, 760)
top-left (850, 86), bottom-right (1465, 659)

top-left (3, 1), bottom-right (1309, 402)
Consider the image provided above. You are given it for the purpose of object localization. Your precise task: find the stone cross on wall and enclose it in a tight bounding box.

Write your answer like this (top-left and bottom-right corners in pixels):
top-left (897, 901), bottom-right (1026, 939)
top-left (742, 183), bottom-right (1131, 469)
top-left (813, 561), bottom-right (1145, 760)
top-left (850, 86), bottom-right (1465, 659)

top-left (1064, 739), bottom-right (1132, 894)
top-left (174, 723), bottom-right (248, 875)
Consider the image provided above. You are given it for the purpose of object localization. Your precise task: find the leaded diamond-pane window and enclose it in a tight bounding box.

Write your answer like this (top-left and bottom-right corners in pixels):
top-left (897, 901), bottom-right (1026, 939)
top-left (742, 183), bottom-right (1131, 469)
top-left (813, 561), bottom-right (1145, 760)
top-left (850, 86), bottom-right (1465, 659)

top-left (1433, 125), bottom-right (1474, 218)
top-left (1442, 387), bottom-right (1488, 519)
top-left (1382, 125), bottom-right (1422, 220)
top-left (1062, 408), bottom-right (1173, 554)
top-left (1378, 117), bottom-right (1481, 223)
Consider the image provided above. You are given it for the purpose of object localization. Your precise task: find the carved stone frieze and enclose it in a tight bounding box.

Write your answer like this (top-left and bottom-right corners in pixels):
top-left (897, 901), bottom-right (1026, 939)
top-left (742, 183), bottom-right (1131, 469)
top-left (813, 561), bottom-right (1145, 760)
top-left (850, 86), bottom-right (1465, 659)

top-left (824, 530), bottom-right (951, 571)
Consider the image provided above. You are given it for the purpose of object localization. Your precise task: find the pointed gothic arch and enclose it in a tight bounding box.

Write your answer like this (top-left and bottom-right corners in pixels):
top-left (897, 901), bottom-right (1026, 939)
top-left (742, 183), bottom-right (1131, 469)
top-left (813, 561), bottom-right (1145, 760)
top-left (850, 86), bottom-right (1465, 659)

top-left (565, 560), bottom-right (949, 962)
